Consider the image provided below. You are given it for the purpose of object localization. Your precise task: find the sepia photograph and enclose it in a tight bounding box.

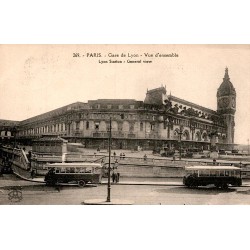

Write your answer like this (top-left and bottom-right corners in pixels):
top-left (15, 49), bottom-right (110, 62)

top-left (1, 44), bottom-right (250, 205)
top-left (1, 1), bottom-right (250, 250)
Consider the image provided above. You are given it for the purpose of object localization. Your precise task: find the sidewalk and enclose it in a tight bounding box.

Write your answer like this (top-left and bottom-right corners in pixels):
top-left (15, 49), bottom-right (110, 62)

top-left (13, 172), bottom-right (45, 183)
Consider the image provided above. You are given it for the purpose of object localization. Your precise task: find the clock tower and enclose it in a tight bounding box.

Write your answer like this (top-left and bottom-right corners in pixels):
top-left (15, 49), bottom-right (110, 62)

top-left (217, 67), bottom-right (236, 144)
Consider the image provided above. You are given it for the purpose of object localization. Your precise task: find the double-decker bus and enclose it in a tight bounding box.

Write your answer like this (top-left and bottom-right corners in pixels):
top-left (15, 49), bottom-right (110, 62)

top-left (183, 165), bottom-right (242, 189)
top-left (44, 162), bottom-right (104, 186)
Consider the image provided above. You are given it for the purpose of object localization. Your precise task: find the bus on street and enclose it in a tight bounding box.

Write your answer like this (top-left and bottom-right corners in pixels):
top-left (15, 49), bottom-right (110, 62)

top-left (183, 165), bottom-right (242, 189)
top-left (44, 162), bottom-right (104, 186)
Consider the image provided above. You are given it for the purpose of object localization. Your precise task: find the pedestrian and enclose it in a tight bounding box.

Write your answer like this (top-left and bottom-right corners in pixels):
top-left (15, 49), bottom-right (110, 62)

top-left (97, 147), bottom-right (100, 153)
top-left (117, 172), bottom-right (120, 183)
top-left (113, 151), bottom-right (116, 159)
top-left (173, 155), bottom-right (175, 162)
top-left (144, 154), bottom-right (147, 161)
top-left (120, 152), bottom-right (122, 160)
top-left (123, 153), bottom-right (125, 159)
top-left (112, 171), bottom-right (116, 183)
top-left (31, 169), bottom-right (35, 179)
top-left (213, 158), bottom-right (216, 165)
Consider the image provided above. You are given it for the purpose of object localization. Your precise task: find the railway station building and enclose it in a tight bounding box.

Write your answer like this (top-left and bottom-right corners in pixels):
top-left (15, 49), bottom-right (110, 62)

top-left (0, 68), bottom-right (236, 151)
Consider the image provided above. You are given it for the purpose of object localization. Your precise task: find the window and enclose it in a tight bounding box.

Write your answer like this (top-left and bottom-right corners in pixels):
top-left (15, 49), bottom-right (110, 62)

top-left (210, 170), bottom-right (216, 176)
top-left (95, 122), bottom-right (100, 130)
top-left (86, 167), bottom-right (92, 173)
top-left (86, 121), bottom-right (89, 129)
top-left (107, 105), bottom-right (112, 109)
top-left (96, 104), bottom-right (100, 109)
top-left (130, 105), bottom-right (134, 109)
top-left (79, 167), bottom-right (86, 173)
top-left (151, 124), bottom-right (155, 131)
top-left (119, 105), bottom-right (123, 109)
top-left (140, 122), bottom-right (143, 131)
top-left (219, 171), bottom-right (224, 176)
top-left (76, 121), bottom-right (80, 130)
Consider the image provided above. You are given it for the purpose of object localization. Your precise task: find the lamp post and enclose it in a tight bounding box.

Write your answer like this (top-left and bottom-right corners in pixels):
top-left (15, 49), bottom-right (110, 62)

top-left (178, 122), bottom-right (184, 160)
top-left (83, 115), bottom-right (134, 204)
top-left (107, 117), bottom-right (112, 202)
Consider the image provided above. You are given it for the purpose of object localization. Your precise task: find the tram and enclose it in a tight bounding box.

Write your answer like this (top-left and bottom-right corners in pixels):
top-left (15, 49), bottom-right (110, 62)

top-left (183, 165), bottom-right (242, 189)
top-left (44, 162), bottom-right (104, 186)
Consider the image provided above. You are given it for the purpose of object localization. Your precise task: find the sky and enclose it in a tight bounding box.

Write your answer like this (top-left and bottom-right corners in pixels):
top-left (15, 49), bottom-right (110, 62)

top-left (0, 44), bottom-right (250, 144)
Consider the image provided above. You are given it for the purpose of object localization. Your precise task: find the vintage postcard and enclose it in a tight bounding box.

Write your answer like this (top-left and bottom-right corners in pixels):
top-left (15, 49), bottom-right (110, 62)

top-left (0, 44), bottom-right (250, 205)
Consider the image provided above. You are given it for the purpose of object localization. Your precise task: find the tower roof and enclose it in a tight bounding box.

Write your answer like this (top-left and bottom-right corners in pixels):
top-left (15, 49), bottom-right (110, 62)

top-left (217, 67), bottom-right (236, 97)
top-left (144, 86), bottom-right (167, 105)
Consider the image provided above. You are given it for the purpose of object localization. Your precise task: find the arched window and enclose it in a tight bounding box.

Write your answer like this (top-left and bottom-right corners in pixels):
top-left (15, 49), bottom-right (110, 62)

top-left (99, 121), bottom-right (106, 131)
top-left (111, 121), bottom-right (118, 131)
top-left (122, 121), bottom-right (130, 132)
top-left (182, 130), bottom-right (190, 140)
top-left (195, 131), bottom-right (201, 141)
top-left (86, 121), bottom-right (89, 130)
top-left (202, 133), bottom-right (208, 141)
top-left (174, 128), bottom-right (179, 140)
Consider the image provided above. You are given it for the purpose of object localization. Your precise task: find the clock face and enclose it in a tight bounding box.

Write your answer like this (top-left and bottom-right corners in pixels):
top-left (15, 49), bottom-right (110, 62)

top-left (219, 98), bottom-right (229, 108)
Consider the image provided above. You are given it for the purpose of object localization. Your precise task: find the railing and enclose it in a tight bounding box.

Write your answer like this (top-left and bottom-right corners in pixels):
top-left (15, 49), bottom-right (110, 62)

top-left (0, 145), bottom-right (30, 170)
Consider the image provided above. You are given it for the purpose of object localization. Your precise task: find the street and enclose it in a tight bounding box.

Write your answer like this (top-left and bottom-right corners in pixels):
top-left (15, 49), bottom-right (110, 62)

top-left (1, 174), bottom-right (250, 205)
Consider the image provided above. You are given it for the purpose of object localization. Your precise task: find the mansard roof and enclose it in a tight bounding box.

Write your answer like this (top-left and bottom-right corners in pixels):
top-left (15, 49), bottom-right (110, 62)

top-left (19, 102), bottom-right (87, 125)
top-left (88, 99), bottom-right (138, 104)
top-left (0, 119), bottom-right (20, 127)
top-left (88, 99), bottom-right (143, 109)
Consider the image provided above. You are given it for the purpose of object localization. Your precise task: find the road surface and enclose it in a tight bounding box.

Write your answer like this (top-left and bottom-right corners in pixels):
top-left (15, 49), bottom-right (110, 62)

top-left (1, 174), bottom-right (250, 204)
